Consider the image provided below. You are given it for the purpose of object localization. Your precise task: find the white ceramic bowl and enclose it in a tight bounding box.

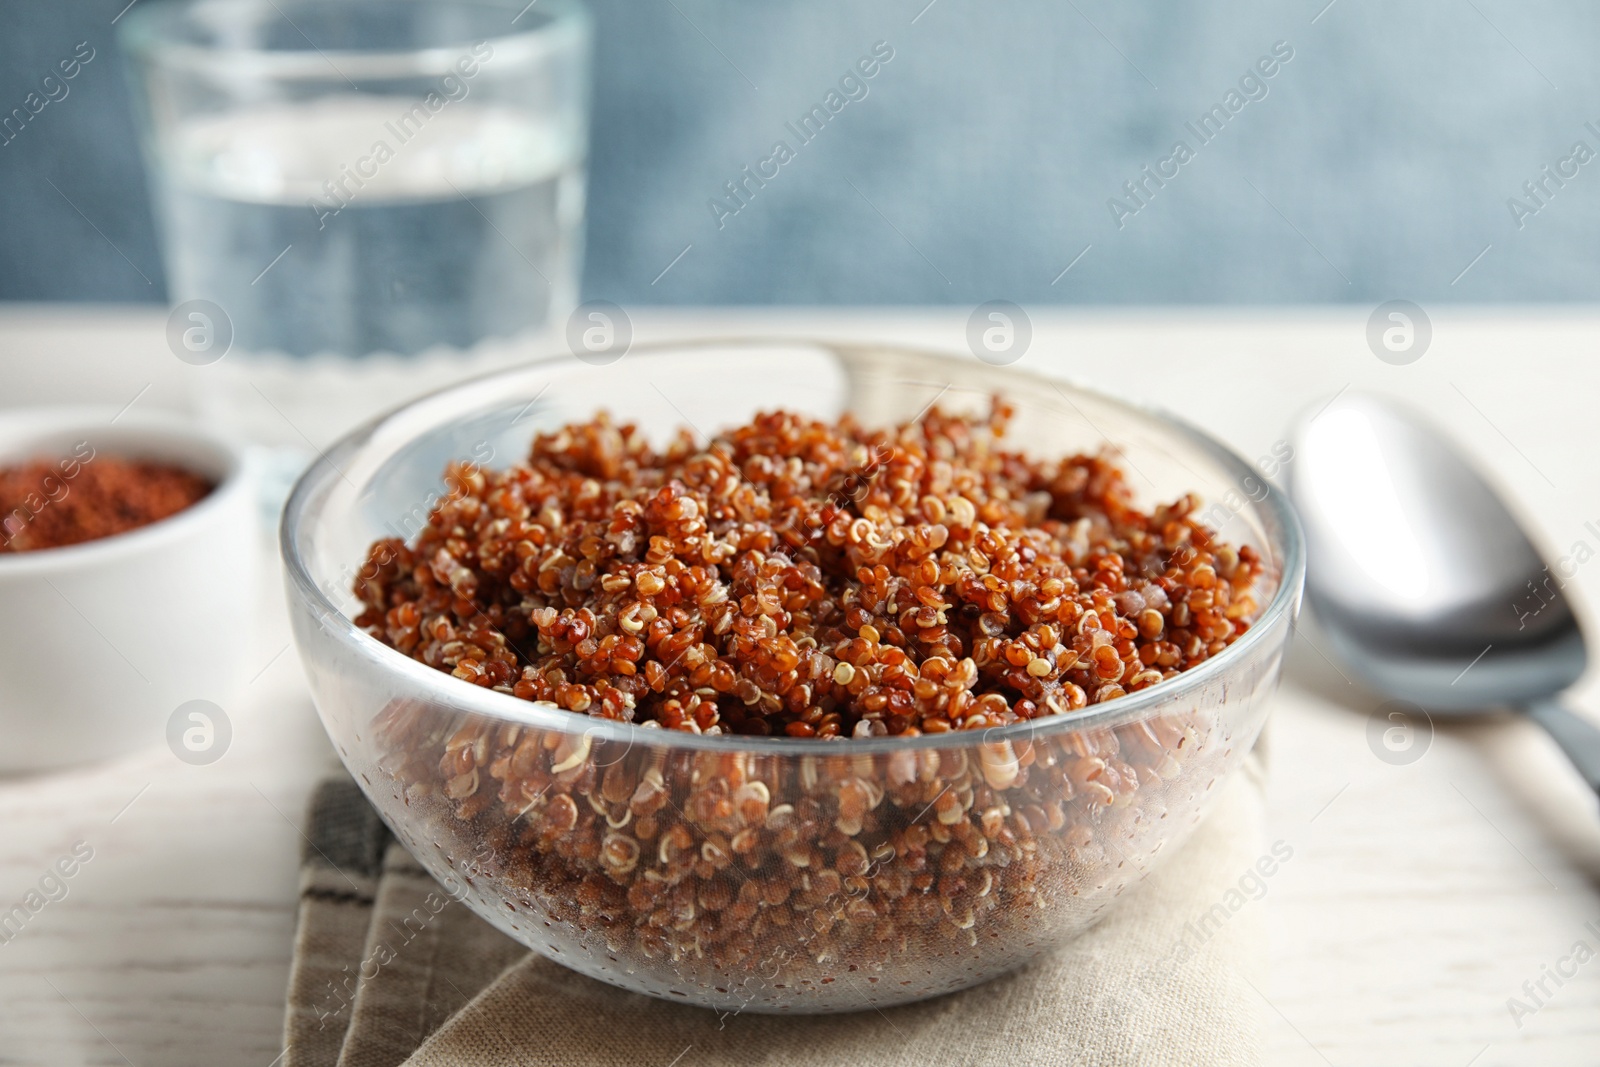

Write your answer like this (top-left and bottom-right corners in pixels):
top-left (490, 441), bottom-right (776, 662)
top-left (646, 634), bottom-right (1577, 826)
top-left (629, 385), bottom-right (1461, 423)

top-left (0, 407), bottom-right (259, 773)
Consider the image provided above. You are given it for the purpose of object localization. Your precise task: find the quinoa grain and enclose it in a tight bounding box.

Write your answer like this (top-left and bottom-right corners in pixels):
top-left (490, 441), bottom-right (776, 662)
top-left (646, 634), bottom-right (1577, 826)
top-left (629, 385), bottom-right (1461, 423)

top-left (359, 402), bottom-right (1263, 1005)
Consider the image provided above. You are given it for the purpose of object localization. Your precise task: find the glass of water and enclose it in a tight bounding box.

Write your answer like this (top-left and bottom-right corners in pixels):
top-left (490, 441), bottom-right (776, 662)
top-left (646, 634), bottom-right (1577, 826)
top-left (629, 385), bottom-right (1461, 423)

top-left (120, 0), bottom-right (590, 442)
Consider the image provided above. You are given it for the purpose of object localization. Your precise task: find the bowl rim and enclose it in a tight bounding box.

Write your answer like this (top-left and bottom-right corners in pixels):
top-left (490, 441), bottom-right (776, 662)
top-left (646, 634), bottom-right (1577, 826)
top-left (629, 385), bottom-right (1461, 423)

top-left (0, 405), bottom-right (251, 576)
top-left (281, 337), bottom-right (1305, 754)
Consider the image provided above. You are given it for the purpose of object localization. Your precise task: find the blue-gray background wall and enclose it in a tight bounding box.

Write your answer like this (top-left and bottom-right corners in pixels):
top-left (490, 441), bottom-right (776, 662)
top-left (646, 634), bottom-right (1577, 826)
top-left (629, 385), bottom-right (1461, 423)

top-left (2, 0), bottom-right (1597, 305)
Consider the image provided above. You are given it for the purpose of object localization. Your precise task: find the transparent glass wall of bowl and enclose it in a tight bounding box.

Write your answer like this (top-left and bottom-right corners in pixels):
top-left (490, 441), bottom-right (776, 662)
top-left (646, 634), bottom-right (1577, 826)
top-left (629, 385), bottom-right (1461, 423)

top-left (282, 341), bottom-right (1302, 1012)
top-left (119, 0), bottom-right (591, 444)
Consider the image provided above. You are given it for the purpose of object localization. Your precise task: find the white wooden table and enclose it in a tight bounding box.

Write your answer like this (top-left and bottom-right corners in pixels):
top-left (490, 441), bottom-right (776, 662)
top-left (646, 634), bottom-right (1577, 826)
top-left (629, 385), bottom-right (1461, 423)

top-left (1, 305), bottom-right (1598, 1066)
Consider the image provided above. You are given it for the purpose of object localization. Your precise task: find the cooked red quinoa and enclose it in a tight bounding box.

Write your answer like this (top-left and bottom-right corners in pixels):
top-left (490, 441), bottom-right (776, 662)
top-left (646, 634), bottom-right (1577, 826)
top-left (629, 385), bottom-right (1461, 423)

top-left (358, 403), bottom-right (1270, 1006)
top-left (354, 402), bottom-right (1261, 738)
top-left (0, 453), bottom-right (212, 553)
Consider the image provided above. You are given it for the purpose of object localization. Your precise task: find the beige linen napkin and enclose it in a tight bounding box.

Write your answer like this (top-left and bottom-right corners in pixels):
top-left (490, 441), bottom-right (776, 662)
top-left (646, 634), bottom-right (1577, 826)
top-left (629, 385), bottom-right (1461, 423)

top-left (288, 749), bottom-right (1269, 1067)
top-left (335, 843), bottom-right (528, 1067)
top-left (284, 780), bottom-right (391, 1067)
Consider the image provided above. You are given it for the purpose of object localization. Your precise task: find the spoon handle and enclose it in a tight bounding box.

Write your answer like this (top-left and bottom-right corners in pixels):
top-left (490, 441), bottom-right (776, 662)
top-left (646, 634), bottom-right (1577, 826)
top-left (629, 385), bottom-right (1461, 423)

top-left (1525, 699), bottom-right (1600, 799)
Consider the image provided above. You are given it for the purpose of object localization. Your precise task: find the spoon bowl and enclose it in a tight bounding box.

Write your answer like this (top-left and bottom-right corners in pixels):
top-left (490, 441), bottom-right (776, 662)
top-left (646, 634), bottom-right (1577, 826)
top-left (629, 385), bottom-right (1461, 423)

top-left (1291, 393), bottom-right (1600, 796)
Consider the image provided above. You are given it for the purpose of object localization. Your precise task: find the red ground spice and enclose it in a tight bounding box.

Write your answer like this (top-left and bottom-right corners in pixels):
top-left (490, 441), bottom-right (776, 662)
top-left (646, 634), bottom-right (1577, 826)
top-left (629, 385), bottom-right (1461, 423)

top-left (0, 451), bottom-right (213, 553)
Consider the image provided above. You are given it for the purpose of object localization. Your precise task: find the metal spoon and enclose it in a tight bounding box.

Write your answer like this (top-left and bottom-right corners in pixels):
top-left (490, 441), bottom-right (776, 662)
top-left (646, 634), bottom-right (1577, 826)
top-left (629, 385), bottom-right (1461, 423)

top-left (1289, 392), bottom-right (1600, 799)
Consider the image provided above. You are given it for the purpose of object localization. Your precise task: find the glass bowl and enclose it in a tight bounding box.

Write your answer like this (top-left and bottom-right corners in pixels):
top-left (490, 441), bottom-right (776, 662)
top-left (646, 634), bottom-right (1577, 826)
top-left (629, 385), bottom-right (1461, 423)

top-left (281, 339), bottom-right (1303, 1013)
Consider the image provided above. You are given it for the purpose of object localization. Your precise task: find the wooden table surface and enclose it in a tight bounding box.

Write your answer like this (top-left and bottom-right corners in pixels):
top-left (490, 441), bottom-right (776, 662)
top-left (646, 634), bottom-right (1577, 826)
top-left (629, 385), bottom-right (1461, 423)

top-left (1, 305), bottom-right (1598, 1066)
